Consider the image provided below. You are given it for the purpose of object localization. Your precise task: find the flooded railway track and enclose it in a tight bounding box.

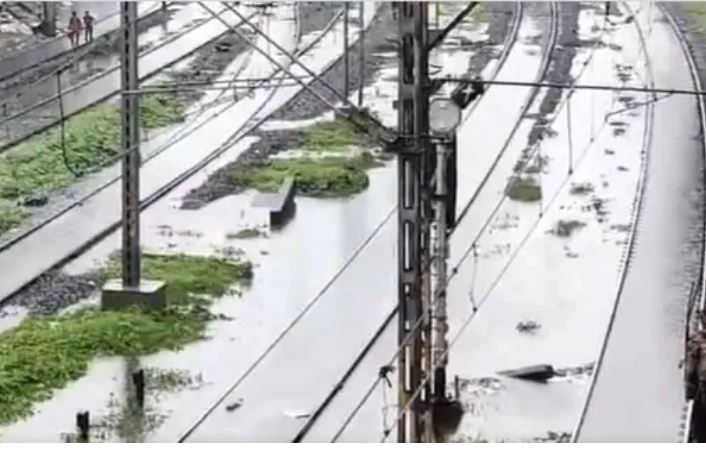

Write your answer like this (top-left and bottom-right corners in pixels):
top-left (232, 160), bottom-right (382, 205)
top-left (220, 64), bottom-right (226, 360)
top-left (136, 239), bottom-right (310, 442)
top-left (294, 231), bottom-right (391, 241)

top-left (300, 1), bottom-right (568, 443)
top-left (574, 1), bottom-right (705, 443)
top-left (0, 4), bottom-right (345, 310)
top-left (662, 3), bottom-right (706, 443)
top-left (572, 0), bottom-right (656, 441)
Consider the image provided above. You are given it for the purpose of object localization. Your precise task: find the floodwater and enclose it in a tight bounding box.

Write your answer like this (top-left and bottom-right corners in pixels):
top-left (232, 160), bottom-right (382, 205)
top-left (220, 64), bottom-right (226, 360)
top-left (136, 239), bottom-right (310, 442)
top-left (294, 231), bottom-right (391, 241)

top-left (0, 2), bottom-right (153, 82)
top-left (576, 4), bottom-right (702, 443)
top-left (1, 1), bottom-right (696, 444)
top-left (0, 1), bottom-right (370, 323)
top-left (0, 2), bottom-right (381, 442)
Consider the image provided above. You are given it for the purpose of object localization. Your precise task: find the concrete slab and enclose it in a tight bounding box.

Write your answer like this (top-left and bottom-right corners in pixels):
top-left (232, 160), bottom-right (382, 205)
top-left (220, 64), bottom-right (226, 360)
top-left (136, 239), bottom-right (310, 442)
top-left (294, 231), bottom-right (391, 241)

top-left (101, 278), bottom-right (166, 310)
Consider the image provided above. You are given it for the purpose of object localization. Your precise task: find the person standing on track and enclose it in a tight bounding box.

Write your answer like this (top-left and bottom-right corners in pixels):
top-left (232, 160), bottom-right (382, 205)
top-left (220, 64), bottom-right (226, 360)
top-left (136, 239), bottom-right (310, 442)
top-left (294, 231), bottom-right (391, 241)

top-left (83, 11), bottom-right (94, 43)
top-left (68, 11), bottom-right (81, 47)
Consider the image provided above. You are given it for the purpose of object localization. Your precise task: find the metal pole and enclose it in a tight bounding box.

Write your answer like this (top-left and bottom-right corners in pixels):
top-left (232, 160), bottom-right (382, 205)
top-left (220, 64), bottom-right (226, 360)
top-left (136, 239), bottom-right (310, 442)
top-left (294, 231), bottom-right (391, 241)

top-left (120, 2), bottom-right (141, 287)
top-left (344, 2), bottom-right (350, 102)
top-left (431, 140), bottom-right (449, 401)
top-left (397, 1), bottom-right (430, 443)
top-left (358, 1), bottom-right (365, 107)
top-left (567, 91), bottom-right (574, 175)
top-left (42, 2), bottom-right (57, 36)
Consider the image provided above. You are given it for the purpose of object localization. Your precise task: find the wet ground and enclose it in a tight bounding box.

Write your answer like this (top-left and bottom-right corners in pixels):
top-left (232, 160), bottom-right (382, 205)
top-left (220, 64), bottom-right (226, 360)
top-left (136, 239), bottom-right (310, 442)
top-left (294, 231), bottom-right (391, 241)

top-left (575, 3), bottom-right (703, 442)
top-left (0, 2), bottom-right (157, 83)
top-left (0, 1), bottom-right (702, 444)
top-left (182, 3), bottom-right (396, 209)
top-left (0, 2), bottom-right (377, 441)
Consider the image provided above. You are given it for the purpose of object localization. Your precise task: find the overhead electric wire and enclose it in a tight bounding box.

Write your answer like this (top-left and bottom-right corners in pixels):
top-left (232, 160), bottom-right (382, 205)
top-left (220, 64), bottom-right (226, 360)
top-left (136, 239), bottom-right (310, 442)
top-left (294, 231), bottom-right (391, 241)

top-left (0, 4), bottom-right (339, 264)
top-left (0, 4), bottom-right (248, 152)
top-left (177, 7), bottom-right (400, 442)
top-left (381, 87), bottom-right (653, 444)
top-left (333, 5), bottom-right (657, 441)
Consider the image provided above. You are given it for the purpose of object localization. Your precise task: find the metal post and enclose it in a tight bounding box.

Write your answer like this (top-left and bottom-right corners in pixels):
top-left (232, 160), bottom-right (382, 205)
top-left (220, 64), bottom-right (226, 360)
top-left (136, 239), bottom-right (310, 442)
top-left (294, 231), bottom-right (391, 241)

top-left (343, 2), bottom-right (350, 102)
top-left (397, 1), bottom-right (431, 443)
top-left (431, 140), bottom-right (450, 400)
top-left (120, 2), bottom-right (141, 287)
top-left (42, 2), bottom-right (57, 36)
top-left (358, 1), bottom-right (365, 107)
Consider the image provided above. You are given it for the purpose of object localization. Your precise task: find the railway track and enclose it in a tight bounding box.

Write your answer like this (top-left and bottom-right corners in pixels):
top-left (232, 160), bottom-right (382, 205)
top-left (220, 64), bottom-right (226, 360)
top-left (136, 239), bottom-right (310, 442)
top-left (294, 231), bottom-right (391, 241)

top-left (571, 0), bottom-right (656, 441)
top-left (289, 1), bottom-right (532, 443)
top-left (311, 1), bottom-right (570, 443)
top-left (0, 4), bottom-right (351, 312)
top-left (572, 1), bottom-right (706, 443)
top-left (0, 5), bottom-right (258, 155)
top-left (670, 1), bottom-right (706, 439)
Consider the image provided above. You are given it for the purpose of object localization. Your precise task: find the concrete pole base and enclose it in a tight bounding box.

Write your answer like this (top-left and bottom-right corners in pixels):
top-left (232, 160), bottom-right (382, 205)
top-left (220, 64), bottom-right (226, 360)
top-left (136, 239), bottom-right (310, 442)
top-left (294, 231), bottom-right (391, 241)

top-left (101, 279), bottom-right (167, 311)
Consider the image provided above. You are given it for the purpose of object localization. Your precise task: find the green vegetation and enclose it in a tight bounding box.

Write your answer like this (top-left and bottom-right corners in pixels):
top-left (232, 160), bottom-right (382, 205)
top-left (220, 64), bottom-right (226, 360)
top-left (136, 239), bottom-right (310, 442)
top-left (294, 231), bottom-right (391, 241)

top-left (685, 3), bottom-right (706, 34)
top-left (0, 94), bottom-right (188, 235)
top-left (505, 176), bottom-right (542, 202)
top-left (552, 219), bottom-right (586, 238)
top-left (437, 2), bottom-right (488, 23)
top-left (294, 119), bottom-right (367, 151)
top-left (0, 201), bottom-right (27, 234)
top-left (0, 254), bottom-right (251, 426)
top-left (102, 253), bottom-right (253, 305)
top-left (232, 152), bottom-right (383, 198)
top-left (226, 227), bottom-right (263, 240)
top-left (143, 367), bottom-right (202, 393)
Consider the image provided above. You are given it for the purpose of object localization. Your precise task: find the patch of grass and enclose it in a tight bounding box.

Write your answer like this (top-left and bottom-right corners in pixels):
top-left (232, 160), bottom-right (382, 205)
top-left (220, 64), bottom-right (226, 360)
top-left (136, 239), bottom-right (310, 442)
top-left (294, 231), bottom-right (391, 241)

top-left (551, 220), bottom-right (586, 238)
top-left (226, 227), bottom-right (263, 240)
top-left (505, 176), bottom-right (542, 202)
top-left (0, 254), bottom-right (251, 426)
top-left (0, 306), bottom-right (207, 425)
top-left (232, 152), bottom-right (383, 198)
top-left (570, 182), bottom-right (595, 196)
top-left (101, 253), bottom-right (253, 306)
top-left (0, 201), bottom-right (27, 234)
top-left (295, 119), bottom-right (367, 151)
top-left (144, 367), bottom-right (202, 393)
top-left (685, 3), bottom-right (706, 34)
top-left (0, 94), bottom-right (187, 208)
top-left (437, 2), bottom-right (488, 23)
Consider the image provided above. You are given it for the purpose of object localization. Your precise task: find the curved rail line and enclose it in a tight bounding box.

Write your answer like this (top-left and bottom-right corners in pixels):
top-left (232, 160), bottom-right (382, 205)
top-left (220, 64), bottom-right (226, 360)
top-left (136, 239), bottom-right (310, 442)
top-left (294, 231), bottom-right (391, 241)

top-left (175, 3), bottom-right (388, 443)
top-left (0, 5), bottom-right (254, 154)
top-left (286, 2), bottom-right (567, 443)
top-left (316, 2), bottom-right (644, 443)
top-left (454, 1), bottom-right (558, 227)
top-left (0, 5), bottom-right (345, 310)
top-left (570, 1), bottom-right (657, 443)
top-left (658, 3), bottom-right (706, 444)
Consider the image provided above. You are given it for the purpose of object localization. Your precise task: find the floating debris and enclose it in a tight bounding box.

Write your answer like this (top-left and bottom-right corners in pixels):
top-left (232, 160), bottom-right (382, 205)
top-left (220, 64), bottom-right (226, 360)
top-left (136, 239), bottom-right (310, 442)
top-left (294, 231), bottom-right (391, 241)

top-left (498, 364), bottom-right (555, 382)
top-left (516, 320), bottom-right (541, 333)
top-left (570, 182), bottom-right (594, 196)
top-left (550, 219), bottom-right (586, 238)
top-left (226, 399), bottom-right (244, 412)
